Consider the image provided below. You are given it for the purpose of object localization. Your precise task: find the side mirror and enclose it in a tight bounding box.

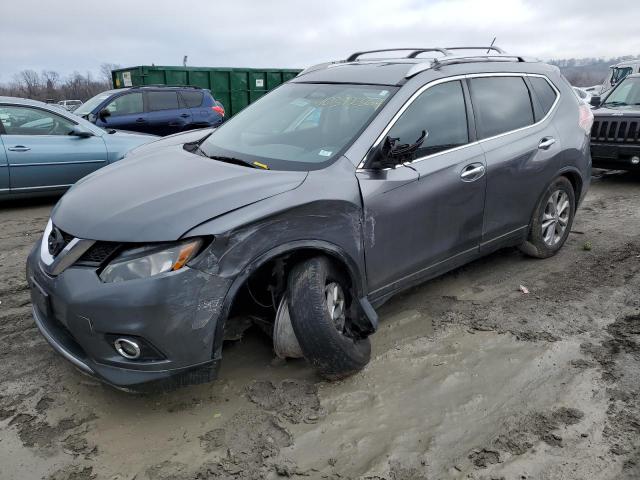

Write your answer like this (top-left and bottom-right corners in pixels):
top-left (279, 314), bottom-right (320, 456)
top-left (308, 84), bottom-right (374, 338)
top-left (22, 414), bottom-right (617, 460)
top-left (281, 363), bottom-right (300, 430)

top-left (367, 130), bottom-right (428, 170)
top-left (590, 96), bottom-right (601, 107)
top-left (70, 125), bottom-right (94, 138)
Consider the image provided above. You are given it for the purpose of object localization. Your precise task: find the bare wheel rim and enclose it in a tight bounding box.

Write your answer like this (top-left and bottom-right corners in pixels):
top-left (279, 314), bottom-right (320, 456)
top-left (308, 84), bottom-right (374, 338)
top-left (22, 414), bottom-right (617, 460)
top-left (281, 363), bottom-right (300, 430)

top-left (324, 282), bottom-right (346, 333)
top-left (541, 189), bottom-right (570, 246)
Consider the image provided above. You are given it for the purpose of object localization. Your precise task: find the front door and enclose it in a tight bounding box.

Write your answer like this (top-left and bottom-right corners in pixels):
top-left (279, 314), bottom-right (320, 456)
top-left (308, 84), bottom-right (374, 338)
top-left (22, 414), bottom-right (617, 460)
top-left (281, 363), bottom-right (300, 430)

top-left (0, 105), bottom-right (108, 192)
top-left (357, 79), bottom-right (486, 297)
top-left (0, 134), bottom-right (8, 196)
top-left (97, 92), bottom-right (147, 133)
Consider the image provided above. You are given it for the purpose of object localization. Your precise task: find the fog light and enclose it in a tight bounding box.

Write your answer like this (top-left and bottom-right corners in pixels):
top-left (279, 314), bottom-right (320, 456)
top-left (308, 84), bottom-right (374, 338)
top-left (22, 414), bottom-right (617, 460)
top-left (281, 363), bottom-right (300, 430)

top-left (631, 156), bottom-right (640, 165)
top-left (114, 338), bottom-right (141, 359)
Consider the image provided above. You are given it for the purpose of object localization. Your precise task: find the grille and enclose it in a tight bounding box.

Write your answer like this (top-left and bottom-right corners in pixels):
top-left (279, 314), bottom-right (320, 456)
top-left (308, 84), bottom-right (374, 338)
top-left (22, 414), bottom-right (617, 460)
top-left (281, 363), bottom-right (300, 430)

top-left (60, 231), bottom-right (74, 245)
top-left (591, 118), bottom-right (640, 144)
top-left (77, 242), bottom-right (121, 265)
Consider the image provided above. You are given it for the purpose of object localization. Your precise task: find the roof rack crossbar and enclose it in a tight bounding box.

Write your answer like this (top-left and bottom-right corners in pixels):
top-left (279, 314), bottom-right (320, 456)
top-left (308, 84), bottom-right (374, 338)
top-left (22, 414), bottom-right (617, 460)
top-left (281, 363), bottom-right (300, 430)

top-left (444, 46), bottom-right (506, 54)
top-left (346, 48), bottom-right (451, 62)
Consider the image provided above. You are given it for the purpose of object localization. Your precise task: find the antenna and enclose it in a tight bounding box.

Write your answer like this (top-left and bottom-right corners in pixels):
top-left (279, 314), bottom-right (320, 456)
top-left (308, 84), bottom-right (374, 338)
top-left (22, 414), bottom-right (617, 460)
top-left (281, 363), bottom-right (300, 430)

top-left (183, 55), bottom-right (188, 67)
top-left (487, 37), bottom-right (496, 54)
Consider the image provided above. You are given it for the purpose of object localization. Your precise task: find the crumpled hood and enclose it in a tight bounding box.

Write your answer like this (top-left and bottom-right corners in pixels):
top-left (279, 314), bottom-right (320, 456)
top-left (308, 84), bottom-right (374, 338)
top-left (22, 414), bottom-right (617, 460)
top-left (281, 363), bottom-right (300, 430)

top-left (52, 145), bottom-right (307, 242)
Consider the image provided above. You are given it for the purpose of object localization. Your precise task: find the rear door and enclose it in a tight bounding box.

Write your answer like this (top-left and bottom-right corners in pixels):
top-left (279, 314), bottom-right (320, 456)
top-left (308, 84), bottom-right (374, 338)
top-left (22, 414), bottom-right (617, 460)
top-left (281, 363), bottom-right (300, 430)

top-left (180, 90), bottom-right (207, 124)
top-left (145, 90), bottom-right (192, 135)
top-left (357, 79), bottom-right (486, 296)
top-left (468, 74), bottom-right (562, 251)
top-left (97, 92), bottom-right (146, 133)
top-left (0, 104), bottom-right (108, 192)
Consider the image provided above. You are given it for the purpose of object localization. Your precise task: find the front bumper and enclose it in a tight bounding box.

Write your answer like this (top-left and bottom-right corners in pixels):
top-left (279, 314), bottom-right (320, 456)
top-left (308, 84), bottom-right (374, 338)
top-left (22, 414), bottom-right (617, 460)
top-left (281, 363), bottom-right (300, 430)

top-left (591, 142), bottom-right (640, 170)
top-left (26, 241), bottom-right (232, 392)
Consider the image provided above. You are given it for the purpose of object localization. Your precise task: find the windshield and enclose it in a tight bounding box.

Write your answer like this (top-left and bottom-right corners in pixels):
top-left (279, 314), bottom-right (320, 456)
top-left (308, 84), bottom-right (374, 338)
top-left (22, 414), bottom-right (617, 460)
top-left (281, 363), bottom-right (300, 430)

top-left (603, 77), bottom-right (640, 107)
top-left (200, 83), bottom-right (396, 171)
top-left (74, 91), bottom-right (118, 115)
top-left (609, 67), bottom-right (633, 86)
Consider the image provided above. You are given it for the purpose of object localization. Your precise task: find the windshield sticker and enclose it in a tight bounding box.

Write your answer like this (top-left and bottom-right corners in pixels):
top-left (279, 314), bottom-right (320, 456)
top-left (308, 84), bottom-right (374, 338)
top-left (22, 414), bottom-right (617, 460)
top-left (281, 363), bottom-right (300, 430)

top-left (318, 150), bottom-right (332, 157)
top-left (310, 95), bottom-right (385, 109)
top-left (379, 90), bottom-right (389, 96)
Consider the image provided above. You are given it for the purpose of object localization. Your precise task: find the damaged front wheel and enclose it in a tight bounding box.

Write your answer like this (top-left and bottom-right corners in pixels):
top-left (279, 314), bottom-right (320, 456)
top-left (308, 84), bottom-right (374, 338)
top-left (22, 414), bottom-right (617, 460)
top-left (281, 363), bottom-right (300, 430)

top-left (285, 256), bottom-right (371, 380)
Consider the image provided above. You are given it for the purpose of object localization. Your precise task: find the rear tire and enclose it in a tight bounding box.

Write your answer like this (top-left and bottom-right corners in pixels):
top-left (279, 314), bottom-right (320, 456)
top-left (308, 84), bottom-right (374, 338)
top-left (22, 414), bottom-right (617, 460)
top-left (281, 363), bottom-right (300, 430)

top-left (287, 257), bottom-right (371, 380)
top-left (519, 176), bottom-right (575, 259)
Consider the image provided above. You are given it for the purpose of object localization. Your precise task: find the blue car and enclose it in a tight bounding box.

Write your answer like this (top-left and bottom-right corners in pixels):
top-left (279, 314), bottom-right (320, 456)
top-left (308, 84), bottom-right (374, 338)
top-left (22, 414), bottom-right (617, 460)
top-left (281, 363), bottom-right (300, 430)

top-left (0, 97), bottom-right (156, 199)
top-left (74, 86), bottom-right (225, 136)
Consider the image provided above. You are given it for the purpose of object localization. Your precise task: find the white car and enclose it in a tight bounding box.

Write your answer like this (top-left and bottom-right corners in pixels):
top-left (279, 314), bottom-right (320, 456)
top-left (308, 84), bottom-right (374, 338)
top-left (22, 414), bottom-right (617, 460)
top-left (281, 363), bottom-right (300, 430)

top-left (57, 99), bottom-right (83, 112)
top-left (572, 87), bottom-right (592, 103)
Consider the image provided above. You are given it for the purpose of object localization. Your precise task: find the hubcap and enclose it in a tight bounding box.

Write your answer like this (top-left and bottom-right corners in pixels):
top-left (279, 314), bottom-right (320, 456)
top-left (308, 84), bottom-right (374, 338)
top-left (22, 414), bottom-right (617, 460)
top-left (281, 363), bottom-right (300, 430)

top-left (542, 189), bottom-right (570, 246)
top-left (325, 282), bottom-right (346, 333)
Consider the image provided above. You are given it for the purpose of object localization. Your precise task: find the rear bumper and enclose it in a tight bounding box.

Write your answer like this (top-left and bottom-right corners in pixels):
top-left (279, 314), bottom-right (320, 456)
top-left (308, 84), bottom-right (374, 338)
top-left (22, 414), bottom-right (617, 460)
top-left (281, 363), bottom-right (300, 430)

top-left (591, 143), bottom-right (640, 170)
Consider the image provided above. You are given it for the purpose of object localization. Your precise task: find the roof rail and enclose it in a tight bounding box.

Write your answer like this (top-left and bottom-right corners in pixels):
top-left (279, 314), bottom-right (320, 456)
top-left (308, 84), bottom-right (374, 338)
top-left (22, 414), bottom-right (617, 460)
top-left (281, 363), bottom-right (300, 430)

top-left (130, 84), bottom-right (203, 89)
top-left (346, 48), bottom-right (451, 62)
top-left (405, 54), bottom-right (533, 78)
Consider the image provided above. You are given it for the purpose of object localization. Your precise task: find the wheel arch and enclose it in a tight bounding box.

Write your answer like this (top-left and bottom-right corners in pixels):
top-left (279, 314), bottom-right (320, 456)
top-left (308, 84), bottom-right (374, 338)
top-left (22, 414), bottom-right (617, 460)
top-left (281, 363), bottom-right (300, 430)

top-left (211, 240), bottom-right (366, 359)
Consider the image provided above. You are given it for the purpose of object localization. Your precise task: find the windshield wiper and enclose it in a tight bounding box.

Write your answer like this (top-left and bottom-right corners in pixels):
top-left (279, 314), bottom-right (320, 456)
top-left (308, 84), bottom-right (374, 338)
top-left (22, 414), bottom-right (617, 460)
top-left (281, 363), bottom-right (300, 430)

top-left (208, 155), bottom-right (262, 169)
top-left (603, 101), bottom-right (628, 107)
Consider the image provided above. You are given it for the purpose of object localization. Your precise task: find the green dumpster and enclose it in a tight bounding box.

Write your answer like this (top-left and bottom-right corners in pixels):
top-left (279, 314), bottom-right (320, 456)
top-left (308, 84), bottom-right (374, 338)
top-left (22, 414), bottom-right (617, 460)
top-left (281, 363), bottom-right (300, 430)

top-left (111, 66), bottom-right (301, 117)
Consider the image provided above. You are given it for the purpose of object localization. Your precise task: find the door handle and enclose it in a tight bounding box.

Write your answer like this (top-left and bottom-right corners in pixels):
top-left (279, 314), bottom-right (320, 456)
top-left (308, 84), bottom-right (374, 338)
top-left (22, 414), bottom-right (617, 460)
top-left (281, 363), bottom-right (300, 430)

top-left (460, 163), bottom-right (486, 182)
top-left (538, 137), bottom-right (556, 150)
top-left (135, 118), bottom-right (146, 123)
top-left (179, 113), bottom-right (190, 118)
top-left (8, 146), bottom-right (30, 152)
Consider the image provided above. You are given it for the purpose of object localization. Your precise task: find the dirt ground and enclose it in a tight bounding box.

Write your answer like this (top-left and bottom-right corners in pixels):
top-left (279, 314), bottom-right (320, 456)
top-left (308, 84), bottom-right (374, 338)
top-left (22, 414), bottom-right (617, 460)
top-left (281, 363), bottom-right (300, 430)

top-left (1, 170), bottom-right (640, 480)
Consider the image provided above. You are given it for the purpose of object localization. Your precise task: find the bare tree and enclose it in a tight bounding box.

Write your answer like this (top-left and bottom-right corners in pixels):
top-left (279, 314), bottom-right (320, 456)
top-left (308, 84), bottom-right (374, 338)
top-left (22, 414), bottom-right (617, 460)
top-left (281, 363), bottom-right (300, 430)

top-left (100, 63), bottom-right (121, 88)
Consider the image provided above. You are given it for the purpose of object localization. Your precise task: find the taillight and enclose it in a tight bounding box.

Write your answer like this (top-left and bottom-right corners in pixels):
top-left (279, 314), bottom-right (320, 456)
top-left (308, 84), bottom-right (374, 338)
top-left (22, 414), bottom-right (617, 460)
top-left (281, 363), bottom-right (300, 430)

top-left (212, 105), bottom-right (225, 116)
top-left (578, 103), bottom-right (594, 134)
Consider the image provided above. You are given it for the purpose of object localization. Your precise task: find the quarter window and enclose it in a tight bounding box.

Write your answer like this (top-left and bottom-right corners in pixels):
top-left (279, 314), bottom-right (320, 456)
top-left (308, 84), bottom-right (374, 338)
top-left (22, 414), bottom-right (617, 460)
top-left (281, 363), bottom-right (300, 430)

top-left (386, 80), bottom-right (469, 159)
top-left (105, 93), bottom-right (144, 116)
top-left (147, 91), bottom-right (180, 111)
top-left (470, 77), bottom-right (534, 139)
top-left (180, 91), bottom-right (204, 108)
top-left (0, 106), bottom-right (75, 136)
top-left (529, 77), bottom-right (558, 116)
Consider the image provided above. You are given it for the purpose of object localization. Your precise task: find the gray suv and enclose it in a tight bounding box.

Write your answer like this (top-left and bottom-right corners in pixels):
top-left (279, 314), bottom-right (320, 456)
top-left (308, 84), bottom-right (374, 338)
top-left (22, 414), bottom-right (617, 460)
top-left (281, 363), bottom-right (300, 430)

top-left (27, 46), bottom-right (593, 391)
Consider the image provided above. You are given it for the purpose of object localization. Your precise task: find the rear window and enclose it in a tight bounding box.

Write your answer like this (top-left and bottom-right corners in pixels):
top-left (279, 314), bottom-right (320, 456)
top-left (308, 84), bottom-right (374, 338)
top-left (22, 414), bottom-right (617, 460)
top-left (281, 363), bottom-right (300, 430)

top-left (470, 76), bottom-right (534, 139)
top-left (180, 91), bottom-right (204, 108)
top-left (147, 91), bottom-right (180, 111)
top-left (529, 76), bottom-right (558, 116)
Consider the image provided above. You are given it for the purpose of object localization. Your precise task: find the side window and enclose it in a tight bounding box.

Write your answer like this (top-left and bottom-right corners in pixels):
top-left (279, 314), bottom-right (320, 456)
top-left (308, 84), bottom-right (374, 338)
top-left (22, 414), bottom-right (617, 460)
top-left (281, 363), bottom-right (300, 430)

top-left (105, 93), bottom-right (144, 116)
top-left (0, 106), bottom-right (75, 136)
top-left (470, 77), bottom-right (534, 139)
top-left (529, 77), bottom-right (558, 117)
top-left (386, 80), bottom-right (469, 158)
top-left (147, 91), bottom-right (180, 111)
top-left (180, 91), bottom-right (204, 108)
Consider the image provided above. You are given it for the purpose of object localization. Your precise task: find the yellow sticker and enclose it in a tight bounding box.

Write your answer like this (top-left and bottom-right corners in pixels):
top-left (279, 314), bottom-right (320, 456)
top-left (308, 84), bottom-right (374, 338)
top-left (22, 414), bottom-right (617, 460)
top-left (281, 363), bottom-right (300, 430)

top-left (253, 161), bottom-right (269, 170)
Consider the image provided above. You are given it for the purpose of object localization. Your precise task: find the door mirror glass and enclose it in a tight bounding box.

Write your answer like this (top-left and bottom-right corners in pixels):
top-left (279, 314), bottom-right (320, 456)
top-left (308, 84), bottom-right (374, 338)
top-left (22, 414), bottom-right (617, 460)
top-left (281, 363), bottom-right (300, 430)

top-left (590, 95), bottom-right (601, 107)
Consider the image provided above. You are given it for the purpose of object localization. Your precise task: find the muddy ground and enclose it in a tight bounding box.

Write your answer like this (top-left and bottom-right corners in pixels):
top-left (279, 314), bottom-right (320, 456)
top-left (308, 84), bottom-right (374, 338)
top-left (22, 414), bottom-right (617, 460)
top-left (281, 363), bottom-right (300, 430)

top-left (1, 170), bottom-right (639, 480)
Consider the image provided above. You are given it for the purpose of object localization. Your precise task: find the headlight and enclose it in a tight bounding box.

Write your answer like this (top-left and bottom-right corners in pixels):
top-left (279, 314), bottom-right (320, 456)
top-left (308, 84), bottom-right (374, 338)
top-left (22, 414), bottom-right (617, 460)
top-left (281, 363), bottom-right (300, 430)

top-left (99, 239), bottom-right (202, 283)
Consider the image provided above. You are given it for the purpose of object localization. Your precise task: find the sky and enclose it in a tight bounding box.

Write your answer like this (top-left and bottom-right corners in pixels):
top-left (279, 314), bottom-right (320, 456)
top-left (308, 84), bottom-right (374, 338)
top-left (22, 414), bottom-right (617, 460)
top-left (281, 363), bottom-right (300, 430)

top-left (2, 0), bottom-right (640, 82)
